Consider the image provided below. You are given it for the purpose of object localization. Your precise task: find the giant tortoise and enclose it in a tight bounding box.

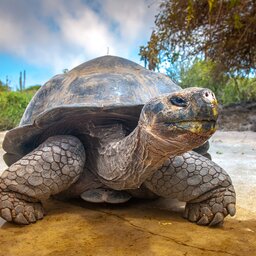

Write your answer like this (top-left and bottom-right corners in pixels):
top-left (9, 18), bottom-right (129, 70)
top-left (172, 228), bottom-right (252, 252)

top-left (0, 56), bottom-right (236, 226)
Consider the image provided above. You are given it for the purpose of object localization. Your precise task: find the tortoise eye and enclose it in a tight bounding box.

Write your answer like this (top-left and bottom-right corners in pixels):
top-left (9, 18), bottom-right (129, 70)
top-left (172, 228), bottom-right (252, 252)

top-left (170, 96), bottom-right (187, 107)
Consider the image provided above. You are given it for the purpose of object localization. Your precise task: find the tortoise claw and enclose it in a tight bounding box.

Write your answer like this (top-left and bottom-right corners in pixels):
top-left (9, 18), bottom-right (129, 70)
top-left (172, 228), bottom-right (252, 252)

top-left (209, 212), bottom-right (224, 226)
top-left (14, 213), bottom-right (29, 225)
top-left (197, 215), bottom-right (209, 225)
top-left (227, 203), bottom-right (236, 216)
top-left (1, 208), bottom-right (12, 222)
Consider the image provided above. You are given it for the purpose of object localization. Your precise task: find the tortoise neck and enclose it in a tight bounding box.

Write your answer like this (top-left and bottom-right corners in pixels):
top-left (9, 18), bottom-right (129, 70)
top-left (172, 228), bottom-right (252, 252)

top-left (86, 122), bottom-right (128, 145)
top-left (95, 125), bottom-right (184, 190)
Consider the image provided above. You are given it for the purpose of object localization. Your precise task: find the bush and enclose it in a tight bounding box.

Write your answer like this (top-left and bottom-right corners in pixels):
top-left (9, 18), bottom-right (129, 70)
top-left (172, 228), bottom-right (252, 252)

top-left (222, 77), bottom-right (256, 105)
top-left (179, 59), bottom-right (256, 105)
top-left (180, 60), bottom-right (228, 100)
top-left (0, 81), bottom-right (10, 92)
top-left (24, 85), bottom-right (41, 93)
top-left (0, 92), bottom-right (34, 130)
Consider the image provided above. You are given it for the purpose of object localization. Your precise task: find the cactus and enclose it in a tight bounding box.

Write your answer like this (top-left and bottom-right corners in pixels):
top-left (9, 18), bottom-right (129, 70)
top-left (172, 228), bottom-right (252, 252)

top-left (19, 72), bottom-right (22, 91)
top-left (23, 70), bottom-right (26, 89)
top-left (19, 70), bottom-right (26, 91)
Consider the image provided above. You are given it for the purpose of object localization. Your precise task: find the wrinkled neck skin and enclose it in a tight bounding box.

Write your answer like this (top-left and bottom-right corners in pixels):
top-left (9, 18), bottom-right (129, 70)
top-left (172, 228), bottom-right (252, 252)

top-left (95, 124), bottom-right (202, 190)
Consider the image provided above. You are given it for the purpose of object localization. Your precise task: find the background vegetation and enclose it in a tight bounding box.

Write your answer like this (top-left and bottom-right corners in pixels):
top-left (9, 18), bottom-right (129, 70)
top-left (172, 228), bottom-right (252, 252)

top-left (140, 0), bottom-right (256, 105)
top-left (140, 0), bottom-right (256, 73)
top-left (179, 59), bottom-right (256, 104)
top-left (0, 85), bottom-right (40, 130)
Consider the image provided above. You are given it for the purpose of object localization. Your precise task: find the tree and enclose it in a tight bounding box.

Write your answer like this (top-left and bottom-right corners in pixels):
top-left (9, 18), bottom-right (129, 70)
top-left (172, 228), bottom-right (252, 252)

top-left (140, 0), bottom-right (256, 74)
top-left (180, 59), bottom-right (228, 98)
top-left (179, 59), bottom-right (256, 104)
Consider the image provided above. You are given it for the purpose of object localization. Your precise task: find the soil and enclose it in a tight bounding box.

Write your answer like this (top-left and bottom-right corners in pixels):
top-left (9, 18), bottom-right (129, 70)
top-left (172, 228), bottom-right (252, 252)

top-left (0, 131), bottom-right (255, 256)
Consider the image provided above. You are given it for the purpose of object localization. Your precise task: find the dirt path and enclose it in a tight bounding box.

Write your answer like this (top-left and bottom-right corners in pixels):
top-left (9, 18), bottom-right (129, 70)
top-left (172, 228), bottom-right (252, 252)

top-left (0, 131), bottom-right (255, 256)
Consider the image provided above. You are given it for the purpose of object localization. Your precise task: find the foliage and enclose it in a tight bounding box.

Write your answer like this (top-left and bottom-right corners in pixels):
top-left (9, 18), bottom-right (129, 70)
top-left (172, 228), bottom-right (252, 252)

top-left (179, 60), bottom-right (256, 104)
top-left (222, 77), bottom-right (256, 104)
top-left (24, 85), bottom-right (41, 94)
top-left (0, 84), bottom-right (41, 130)
top-left (0, 91), bottom-right (34, 130)
top-left (180, 59), bottom-right (228, 98)
top-left (0, 80), bottom-right (10, 92)
top-left (140, 0), bottom-right (256, 74)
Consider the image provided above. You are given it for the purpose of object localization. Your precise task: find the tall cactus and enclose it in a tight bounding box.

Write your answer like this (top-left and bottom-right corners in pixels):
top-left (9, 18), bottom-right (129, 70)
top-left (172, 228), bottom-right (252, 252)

top-left (19, 70), bottom-right (26, 91)
top-left (19, 72), bottom-right (22, 91)
top-left (23, 70), bottom-right (26, 89)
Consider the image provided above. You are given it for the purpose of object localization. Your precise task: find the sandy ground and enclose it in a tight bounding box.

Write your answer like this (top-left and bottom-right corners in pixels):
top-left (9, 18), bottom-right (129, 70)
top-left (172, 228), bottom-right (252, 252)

top-left (0, 131), bottom-right (255, 256)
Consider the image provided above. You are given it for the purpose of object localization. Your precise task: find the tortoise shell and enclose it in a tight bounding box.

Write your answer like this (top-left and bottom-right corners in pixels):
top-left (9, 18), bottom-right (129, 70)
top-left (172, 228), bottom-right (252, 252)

top-left (3, 55), bottom-right (181, 166)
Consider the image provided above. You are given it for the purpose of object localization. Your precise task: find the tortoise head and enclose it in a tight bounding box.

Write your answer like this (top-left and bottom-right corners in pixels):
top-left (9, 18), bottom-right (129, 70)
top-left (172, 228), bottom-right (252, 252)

top-left (139, 87), bottom-right (218, 150)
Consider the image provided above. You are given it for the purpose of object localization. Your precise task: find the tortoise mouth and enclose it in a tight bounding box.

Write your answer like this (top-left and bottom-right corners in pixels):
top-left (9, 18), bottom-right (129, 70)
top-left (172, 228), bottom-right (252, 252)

top-left (164, 120), bottom-right (217, 134)
top-left (164, 119), bottom-right (216, 125)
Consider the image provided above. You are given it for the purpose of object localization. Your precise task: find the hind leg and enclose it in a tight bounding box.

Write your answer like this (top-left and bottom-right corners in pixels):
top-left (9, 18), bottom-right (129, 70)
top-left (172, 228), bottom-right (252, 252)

top-left (144, 151), bottom-right (236, 226)
top-left (0, 135), bottom-right (85, 224)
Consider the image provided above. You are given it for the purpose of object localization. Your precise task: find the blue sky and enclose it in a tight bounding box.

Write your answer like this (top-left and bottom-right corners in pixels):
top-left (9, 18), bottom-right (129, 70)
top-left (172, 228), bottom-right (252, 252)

top-left (0, 0), bottom-right (158, 90)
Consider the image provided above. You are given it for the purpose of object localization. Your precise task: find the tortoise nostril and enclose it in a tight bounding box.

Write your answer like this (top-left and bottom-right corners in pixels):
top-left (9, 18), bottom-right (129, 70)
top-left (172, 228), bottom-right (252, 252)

top-left (202, 90), bottom-right (216, 103)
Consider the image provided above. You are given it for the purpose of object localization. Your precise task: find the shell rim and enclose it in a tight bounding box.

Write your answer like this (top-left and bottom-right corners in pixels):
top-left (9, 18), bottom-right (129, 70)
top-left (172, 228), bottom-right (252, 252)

top-left (3, 104), bottom-right (144, 166)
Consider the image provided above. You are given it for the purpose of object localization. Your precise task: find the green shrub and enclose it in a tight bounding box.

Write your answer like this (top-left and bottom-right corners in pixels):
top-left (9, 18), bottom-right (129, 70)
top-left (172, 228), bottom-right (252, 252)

top-left (0, 92), bottom-right (34, 130)
top-left (179, 59), bottom-right (256, 105)
top-left (24, 85), bottom-right (41, 93)
top-left (180, 59), bottom-right (228, 100)
top-left (0, 80), bottom-right (10, 92)
top-left (222, 77), bottom-right (256, 105)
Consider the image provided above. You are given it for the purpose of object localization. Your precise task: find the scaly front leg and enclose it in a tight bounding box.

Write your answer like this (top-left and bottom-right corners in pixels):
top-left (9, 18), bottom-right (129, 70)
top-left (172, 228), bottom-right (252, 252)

top-left (144, 151), bottom-right (236, 226)
top-left (0, 135), bottom-right (85, 224)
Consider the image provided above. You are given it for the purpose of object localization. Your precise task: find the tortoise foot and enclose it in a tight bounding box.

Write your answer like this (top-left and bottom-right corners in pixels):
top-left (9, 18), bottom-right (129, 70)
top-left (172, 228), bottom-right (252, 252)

top-left (184, 185), bottom-right (236, 226)
top-left (0, 191), bottom-right (45, 225)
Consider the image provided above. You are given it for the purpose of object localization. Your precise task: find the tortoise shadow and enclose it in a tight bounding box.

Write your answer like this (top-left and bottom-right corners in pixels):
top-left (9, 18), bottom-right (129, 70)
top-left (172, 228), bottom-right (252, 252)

top-left (1, 197), bottom-right (255, 229)
top-left (0, 197), bottom-right (185, 229)
top-left (69, 197), bottom-right (186, 221)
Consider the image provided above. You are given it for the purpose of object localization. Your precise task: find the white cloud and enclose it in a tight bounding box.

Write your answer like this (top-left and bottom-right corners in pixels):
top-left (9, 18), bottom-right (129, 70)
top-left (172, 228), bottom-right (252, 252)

top-left (103, 0), bottom-right (155, 41)
top-left (0, 0), bottom-right (158, 74)
top-left (58, 6), bottom-right (116, 56)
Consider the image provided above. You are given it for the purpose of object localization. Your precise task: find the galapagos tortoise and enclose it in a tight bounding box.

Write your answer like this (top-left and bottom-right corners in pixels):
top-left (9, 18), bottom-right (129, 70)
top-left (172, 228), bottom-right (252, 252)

top-left (0, 56), bottom-right (235, 226)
